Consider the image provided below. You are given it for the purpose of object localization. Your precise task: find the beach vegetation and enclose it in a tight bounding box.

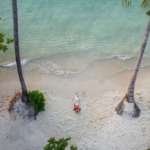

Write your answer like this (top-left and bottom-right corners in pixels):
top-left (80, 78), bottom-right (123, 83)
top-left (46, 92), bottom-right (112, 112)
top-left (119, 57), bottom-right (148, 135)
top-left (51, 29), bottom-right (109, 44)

top-left (115, 0), bottom-right (150, 117)
top-left (27, 90), bottom-right (45, 112)
top-left (0, 18), bottom-right (14, 52)
top-left (43, 137), bottom-right (77, 150)
top-left (12, 0), bottom-right (28, 103)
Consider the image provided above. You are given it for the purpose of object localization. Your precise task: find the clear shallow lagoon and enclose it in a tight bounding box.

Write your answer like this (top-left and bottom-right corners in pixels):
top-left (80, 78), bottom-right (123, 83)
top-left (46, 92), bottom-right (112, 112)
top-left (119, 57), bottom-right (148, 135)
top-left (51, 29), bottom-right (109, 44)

top-left (0, 0), bottom-right (150, 78)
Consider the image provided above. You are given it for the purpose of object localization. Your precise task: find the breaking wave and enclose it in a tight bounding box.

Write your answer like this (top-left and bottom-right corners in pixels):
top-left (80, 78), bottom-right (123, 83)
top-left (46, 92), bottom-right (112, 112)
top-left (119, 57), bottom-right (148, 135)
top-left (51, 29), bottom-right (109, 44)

top-left (0, 54), bottom-right (142, 78)
top-left (106, 55), bottom-right (132, 61)
top-left (0, 59), bottom-right (29, 68)
top-left (25, 60), bottom-right (81, 78)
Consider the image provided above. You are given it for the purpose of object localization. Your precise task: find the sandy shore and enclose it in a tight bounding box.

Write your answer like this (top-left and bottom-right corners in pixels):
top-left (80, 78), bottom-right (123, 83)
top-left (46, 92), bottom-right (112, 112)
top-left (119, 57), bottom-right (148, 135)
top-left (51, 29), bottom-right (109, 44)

top-left (0, 65), bottom-right (150, 150)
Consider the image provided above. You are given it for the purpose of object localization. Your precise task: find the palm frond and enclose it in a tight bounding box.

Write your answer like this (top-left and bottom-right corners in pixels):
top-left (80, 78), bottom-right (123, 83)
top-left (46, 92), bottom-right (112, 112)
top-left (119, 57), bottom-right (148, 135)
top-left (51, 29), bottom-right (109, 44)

top-left (141, 0), bottom-right (148, 8)
top-left (141, 0), bottom-right (150, 10)
top-left (141, 0), bottom-right (148, 5)
top-left (146, 10), bottom-right (150, 15)
top-left (140, 0), bottom-right (150, 15)
top-left (122, 0), bottom-right (150, 15)
top-left (122, 0), bottom-right (132, 7)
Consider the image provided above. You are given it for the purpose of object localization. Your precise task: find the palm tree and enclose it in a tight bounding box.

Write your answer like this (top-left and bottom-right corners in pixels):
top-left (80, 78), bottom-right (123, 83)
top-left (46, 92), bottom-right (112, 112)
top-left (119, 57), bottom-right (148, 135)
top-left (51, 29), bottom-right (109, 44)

top-left (115, 0), bottom-right (150, 117)
top-left (12, 0), bottom-right (28, 103)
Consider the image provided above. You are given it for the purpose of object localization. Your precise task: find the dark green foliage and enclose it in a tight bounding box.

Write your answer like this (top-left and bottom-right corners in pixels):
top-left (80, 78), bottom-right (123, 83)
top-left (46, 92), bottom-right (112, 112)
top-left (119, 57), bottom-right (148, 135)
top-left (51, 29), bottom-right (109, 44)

top-left (70, 146), bottom-right (77, 150)
top-left (7, 38), bottom-right (14, 44)
top-left (27, 90), bottom-right (45, 112)
top-left (147, 148), bottom-right (150, 150)
top-left (0, 18), bottom-right (14, 52)
top-left (43, 137), bottom-right (77, 150)
top-left (0, 32), bottom-right (8, 52)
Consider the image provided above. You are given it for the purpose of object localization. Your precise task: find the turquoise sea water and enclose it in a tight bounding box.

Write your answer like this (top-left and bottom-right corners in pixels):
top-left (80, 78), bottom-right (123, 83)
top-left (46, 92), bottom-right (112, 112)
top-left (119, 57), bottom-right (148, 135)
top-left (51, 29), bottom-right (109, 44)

top-left (0, 0), bottom-right (150, 78)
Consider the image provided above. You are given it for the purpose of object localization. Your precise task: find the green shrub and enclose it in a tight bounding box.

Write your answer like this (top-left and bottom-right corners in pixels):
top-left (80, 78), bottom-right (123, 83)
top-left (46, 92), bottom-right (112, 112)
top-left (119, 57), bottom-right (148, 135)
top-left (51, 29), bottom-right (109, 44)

top-left (147, 148), bottom-right (150, 150)
top-left (27, 90), bottom-right (45, 112)
top-left (0, 17), bottom-right (14, 52)
top-left (43, 137), bottom-right (77, 150)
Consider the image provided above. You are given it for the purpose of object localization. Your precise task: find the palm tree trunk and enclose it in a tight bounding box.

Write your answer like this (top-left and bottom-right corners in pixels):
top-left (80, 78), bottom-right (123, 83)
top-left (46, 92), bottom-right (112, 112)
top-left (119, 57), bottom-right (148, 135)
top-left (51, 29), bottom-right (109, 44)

top-left (127, 16), bottom-right (150, 103)
top-left (12, 0), bottom-right (28, 103)
top-left (116, 17), bottom-right (150, 117)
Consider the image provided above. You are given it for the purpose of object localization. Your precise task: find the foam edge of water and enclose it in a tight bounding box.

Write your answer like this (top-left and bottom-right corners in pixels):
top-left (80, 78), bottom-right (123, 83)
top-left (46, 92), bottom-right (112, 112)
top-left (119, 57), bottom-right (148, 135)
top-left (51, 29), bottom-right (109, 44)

top-left (0, 59), bottom-right (29, 68)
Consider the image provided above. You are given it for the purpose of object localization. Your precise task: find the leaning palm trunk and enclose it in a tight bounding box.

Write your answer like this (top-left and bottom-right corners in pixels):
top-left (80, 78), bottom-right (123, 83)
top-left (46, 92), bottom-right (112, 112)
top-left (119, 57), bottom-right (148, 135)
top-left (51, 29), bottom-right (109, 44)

top-left (115, 16), bottom-right (150, 117)
top-left (12, 0), bottom-right (28, 103)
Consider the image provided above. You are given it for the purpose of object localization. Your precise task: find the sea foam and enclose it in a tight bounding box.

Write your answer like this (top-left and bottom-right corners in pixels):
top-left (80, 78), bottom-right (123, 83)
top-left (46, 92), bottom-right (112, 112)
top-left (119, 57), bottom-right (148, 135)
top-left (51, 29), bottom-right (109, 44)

top-left (0, 59), bottom-right (29, 68)
top-left (106, 55), bottom-right (132, 61)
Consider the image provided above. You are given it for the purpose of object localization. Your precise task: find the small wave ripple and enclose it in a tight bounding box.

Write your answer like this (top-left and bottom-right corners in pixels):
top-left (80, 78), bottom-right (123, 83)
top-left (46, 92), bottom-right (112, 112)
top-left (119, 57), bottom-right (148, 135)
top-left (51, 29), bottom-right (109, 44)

top-left (106, 55), bottom-right (132, 61)
top-left (0, 59), bottom-right (29, 68)
top-left (0, 53), bottom-right (146, 79)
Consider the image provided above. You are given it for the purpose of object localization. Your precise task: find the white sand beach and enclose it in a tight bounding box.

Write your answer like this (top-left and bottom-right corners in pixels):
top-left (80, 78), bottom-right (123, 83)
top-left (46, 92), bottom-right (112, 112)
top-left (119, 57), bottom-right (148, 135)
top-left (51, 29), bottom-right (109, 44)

top-left (0, 64), bottom-right (150, 150)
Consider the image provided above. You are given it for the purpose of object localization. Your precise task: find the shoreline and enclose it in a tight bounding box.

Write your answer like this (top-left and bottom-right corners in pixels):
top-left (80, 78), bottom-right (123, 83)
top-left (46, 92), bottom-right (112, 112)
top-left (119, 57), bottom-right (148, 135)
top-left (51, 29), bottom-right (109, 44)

top-left (1, 51), bottom-right (150, 79)
top-left (0, 63), bottom-right (150, 96)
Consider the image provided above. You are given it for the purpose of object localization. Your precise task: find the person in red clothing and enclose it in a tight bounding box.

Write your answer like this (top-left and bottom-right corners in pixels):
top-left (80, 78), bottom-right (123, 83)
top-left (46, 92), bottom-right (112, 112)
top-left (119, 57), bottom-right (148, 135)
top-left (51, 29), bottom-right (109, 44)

top-left (73, 92), bottom-right (81, 113)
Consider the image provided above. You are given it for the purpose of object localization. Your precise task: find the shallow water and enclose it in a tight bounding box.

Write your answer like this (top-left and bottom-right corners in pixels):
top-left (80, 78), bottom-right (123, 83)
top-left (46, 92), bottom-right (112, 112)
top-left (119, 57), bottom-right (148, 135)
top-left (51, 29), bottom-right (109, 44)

top-left (0, 0), bottom-right (150, 78)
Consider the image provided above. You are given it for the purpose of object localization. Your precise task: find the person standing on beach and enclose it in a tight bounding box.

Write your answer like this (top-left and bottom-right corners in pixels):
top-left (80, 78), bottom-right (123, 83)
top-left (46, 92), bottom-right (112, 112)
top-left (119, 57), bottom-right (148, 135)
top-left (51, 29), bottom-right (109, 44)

top-left (73, 92), bottom-right (81, 113)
